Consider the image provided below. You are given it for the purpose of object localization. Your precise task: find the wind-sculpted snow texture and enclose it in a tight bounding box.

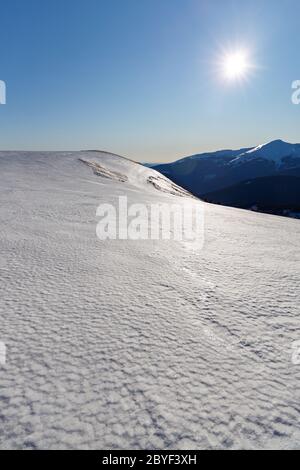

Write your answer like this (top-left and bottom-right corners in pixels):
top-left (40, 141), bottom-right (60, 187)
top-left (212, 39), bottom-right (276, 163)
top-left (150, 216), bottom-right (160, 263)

top-left (0, 151), bottom-right (299, 449)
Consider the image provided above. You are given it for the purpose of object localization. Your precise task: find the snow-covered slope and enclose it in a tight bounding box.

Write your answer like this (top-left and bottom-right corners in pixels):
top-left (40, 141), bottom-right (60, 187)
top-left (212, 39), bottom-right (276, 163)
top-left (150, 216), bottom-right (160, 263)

top-left (0, 151), bottom-right (300, 450)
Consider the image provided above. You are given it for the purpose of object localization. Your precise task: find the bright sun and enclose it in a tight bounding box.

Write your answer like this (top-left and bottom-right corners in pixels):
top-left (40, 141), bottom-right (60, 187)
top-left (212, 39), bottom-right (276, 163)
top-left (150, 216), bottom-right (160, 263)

top-left (223, 51), bottom-right (249, 80)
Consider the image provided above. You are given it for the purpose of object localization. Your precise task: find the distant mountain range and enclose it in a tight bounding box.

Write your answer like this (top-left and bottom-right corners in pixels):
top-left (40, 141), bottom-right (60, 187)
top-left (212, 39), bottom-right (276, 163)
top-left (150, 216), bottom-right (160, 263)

top-left (149, 140), bottom-right (300, 218)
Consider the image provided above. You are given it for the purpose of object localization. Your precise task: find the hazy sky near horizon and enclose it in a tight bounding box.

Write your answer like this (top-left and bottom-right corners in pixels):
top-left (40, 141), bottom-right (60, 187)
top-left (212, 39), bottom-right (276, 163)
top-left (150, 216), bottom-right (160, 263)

top-left (0, 0), bottom-right (299, 162)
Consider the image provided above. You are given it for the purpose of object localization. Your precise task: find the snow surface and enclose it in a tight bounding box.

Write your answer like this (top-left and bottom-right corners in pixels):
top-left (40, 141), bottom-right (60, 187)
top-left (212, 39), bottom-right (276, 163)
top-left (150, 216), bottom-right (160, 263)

top-left (0, 151), bottom-right (300, 450)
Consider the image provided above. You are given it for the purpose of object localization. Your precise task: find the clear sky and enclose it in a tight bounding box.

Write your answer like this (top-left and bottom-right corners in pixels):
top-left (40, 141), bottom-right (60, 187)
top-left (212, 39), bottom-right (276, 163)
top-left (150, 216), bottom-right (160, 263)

top-left (0, 0), bottom-right (299, 162)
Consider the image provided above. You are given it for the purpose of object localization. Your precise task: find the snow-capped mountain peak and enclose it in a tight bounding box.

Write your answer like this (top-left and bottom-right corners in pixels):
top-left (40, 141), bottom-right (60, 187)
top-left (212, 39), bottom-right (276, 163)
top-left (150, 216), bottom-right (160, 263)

top-left (150, 139), bottom-right (300, 207)
top-left (231, 139), bottom-right (300, 166)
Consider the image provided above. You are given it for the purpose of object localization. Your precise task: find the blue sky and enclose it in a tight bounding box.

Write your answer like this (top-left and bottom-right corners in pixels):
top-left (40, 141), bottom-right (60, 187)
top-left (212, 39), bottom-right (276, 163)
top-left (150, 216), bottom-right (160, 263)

top-left (0, 0), bottom-right (299, 161)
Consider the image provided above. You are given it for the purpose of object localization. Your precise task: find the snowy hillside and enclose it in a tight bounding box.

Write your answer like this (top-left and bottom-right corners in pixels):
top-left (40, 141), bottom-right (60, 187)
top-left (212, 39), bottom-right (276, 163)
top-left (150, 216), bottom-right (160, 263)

top-left (0, 151), bottom-right (300, 450)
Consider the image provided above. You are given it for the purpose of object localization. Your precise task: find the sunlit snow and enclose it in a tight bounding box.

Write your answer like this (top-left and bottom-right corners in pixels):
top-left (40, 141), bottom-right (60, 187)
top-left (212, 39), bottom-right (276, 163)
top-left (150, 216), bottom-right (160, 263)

top-left (0, 151), bottom-right (299, 449)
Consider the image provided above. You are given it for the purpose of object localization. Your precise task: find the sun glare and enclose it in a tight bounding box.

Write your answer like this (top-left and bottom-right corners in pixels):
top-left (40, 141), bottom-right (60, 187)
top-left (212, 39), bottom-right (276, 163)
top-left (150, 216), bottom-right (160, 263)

top-left (222, 50), bottom-right (250, 80)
